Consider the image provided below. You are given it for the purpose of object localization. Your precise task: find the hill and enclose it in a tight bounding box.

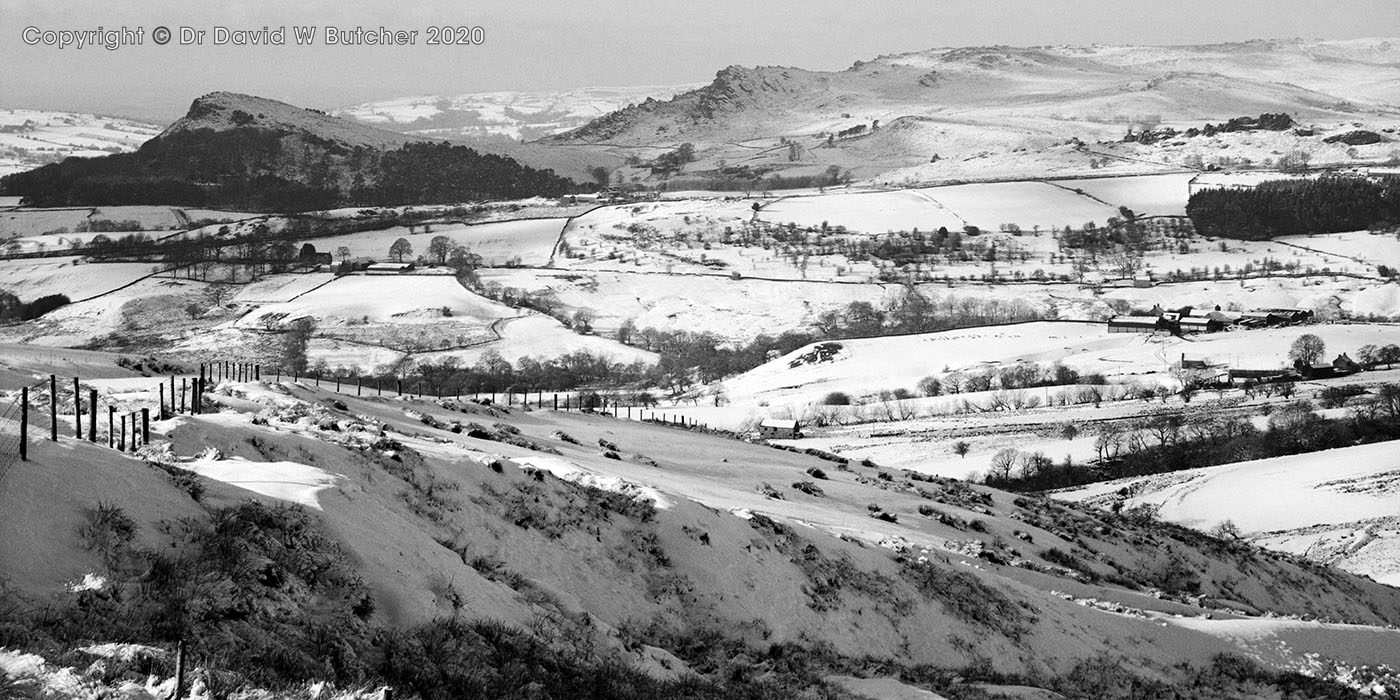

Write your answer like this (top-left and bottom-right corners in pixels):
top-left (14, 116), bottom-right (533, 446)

top-left (0, 92), bottom-right (580, 210)
top-left (545, 38), bottom-right (1400, 186)
top-left (558, 39), bottom-right (1400, 146)
top-left (3, 366), bottom-right (1400, 696)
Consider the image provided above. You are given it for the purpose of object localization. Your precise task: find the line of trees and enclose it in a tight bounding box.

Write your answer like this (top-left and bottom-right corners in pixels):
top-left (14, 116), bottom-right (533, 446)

top-left (813, 286), bottom-right (1045, 338)
top-left (1186, 175), bottom-right (1400, 240)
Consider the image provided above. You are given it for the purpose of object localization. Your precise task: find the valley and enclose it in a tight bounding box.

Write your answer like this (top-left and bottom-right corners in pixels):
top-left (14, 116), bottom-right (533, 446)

top-left (1, 31), bottom-right (1400, 700)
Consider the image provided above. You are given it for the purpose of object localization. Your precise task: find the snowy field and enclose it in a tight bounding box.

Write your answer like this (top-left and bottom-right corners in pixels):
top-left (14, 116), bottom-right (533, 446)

top-left (760, 190), bottom-right (966, 233)
top-left (301, 217), bottom-right (566, 266)
top-left (0, 258), bottom-right (157, 301)
top-left (913, 181), bottom-right (1122, 231)
top-left (236, 274), bottom-right (517, 329)
top-left (0, 109), bottom-right (159, 177)
top-left (1051, 173), bottom-right (1195, 217)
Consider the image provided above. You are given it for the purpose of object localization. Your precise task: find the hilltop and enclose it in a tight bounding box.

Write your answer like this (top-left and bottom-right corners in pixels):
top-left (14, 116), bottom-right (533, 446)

top-left (0, 92), bottom-right (580, 210)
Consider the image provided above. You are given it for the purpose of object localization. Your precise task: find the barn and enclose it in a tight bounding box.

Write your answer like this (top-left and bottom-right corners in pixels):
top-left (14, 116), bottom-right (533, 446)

top-left (1107, 316), bottom-right (1167, 334)
top-left (758, 418), bottom-right (801, 440)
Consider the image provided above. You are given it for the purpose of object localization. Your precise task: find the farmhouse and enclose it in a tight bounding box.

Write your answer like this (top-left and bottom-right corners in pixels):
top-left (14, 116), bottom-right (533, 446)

top-left (758, 418), bottom-right (801, 440)
top-left (1293, 354), bottom-right (1361, 379)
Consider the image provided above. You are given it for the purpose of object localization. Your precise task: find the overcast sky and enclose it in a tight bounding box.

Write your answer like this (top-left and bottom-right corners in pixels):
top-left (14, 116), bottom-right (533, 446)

top-left (2, 0), bottom-right (1396, 121)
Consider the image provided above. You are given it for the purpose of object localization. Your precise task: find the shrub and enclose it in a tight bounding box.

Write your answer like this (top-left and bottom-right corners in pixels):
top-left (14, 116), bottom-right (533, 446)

top-left (901, 562), bottom-right (1034, 640)
top-left (791, 481), bottom-right (825, 497)
top-left (805, 467), bottom-right (827, 479)
top-left (822, 391), bottom-right (852, 406)
top-left (21, 294), bottom-right (71, 320)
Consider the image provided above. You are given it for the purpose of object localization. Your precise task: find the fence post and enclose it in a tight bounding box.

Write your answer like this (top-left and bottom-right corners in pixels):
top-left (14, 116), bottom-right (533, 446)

top-left (169, 376), bottom-right (175, 415)
top-left (119, 414), bottom-right (126, 452)
top-left (19, 387), bottom-right (27, 461)
top-left (159, 384), bottom-right (166, 421)
top-left (377, 378), bottom-right (382, 396)
top-left (553, 394), bottom-right (558, 410)
top-left (170, 640), bottom-right (186, 700)
top-left (130, 413), bottom-right (138, 452)
top-left (335, 376), bottom-right (340, 392)
top-left (396, 379), bottom-right (402, 396)
top-left (141, 408), bottom-right (150, 446)
top-left (358, 377), bottom-right (362, 396)
top-left (107, 406), bottom-right (114, 448)
top-left (88, 389), bottom-right (97, 442)
top-left (180, 379), bottom-right (187, 414)
top-left (48, 375), bottom-right (57, 441)
top-left (73, 377), bottom-right (82, 439)
top-left (255, 365), bottom-right (260, 381)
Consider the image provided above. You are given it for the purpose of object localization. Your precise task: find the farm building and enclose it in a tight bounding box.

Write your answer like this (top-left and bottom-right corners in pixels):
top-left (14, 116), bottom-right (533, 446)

top-left (1178, 316), bottom-right (1225, 334)
top-left (758, 418), bottom-right (802, 440)
top-left (1294, 354), bottom-right (1362, 379)
top-left (1107, 316), bottom-right (1169, 334)
top-left (366, 261), bottom-right (416, 274)
top-left (1243, 308), bottom-right (1314, 326)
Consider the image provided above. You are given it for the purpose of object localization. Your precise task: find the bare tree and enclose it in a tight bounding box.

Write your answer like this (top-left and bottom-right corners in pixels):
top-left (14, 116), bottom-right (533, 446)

top-left (427, 235), bottom-right (454, 265)
top-left (987, 448), bottom-right (1019, 482)
top-left (1288, 333), bottom-right (1325, 366)
top-left (389, 237), bottom-right (413, 263)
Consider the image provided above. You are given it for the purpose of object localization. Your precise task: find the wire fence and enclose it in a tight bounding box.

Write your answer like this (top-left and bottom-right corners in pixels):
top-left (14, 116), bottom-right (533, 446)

top-left (0, 359), bottom-right (715, 483)
top-left (0, 373), bottom-right (175, 487)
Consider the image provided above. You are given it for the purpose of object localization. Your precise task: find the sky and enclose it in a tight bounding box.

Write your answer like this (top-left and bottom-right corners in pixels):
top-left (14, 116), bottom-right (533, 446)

top-left (2, 0), bottom-right (1397, 122)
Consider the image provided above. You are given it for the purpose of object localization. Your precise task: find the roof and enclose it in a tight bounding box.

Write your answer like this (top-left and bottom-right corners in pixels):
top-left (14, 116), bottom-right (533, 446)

top-left (1107, 316), bottom-right (1161, 326)
top-left (759, 419), bottom-right (799, 430)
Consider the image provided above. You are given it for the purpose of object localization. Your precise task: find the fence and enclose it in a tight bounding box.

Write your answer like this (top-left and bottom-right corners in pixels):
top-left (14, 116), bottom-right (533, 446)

top-left (208, 359), bottom-right (715, 431)
top-left (0, 365), bottom-right (218, 483)
top-left (1, 359), bottom-right (719, 473)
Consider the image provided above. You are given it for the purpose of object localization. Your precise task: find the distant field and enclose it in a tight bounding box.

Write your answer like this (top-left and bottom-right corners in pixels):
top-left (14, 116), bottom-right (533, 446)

top-left (301, 217), bottom-right (566, 266)
top-left (760, 190), bottom-right (965, 233)
top-left (916, 181), bottom-right (1122, 231)
top-left (1050, 173), bottom-right (1195, 217)
top-left (1, 208), bottom-right (93, 237)
top-left (758, 178), bottom-right (1167, 233)
top-left (0, 257), bottom-right (154, 301)
top-left (237, 274), bottom-right (517, 328)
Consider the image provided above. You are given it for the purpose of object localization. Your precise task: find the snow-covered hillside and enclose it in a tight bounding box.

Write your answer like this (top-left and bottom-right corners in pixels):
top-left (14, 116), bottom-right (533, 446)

top-left (337, 84), bottom-right (700, 141)
top-left (0, 109), bottom-right (159, 178)
top-left (1054, 442), bottom-right (1400, 586)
